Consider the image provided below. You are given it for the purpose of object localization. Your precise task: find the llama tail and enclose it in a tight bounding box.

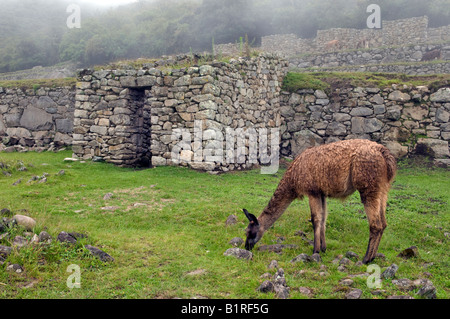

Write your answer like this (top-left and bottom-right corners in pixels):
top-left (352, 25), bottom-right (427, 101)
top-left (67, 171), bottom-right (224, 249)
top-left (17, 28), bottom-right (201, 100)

top-left (380, 146), bottom-right (397, 182)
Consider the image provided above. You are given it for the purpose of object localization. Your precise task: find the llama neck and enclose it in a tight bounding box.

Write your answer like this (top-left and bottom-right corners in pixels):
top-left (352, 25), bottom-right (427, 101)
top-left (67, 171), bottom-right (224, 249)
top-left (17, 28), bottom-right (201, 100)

top-left (258, 178), bottom-right (296, 231)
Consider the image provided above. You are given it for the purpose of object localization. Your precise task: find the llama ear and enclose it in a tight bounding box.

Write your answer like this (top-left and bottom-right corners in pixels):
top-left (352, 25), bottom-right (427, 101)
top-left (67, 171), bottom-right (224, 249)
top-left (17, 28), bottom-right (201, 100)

top-left (243, 209), bottom-right (259, 225)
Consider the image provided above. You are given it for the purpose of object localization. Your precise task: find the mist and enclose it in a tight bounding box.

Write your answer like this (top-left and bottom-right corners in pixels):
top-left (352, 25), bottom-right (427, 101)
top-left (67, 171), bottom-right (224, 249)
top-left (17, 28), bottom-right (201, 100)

top-left (0, 0), bottom-right (448, 73)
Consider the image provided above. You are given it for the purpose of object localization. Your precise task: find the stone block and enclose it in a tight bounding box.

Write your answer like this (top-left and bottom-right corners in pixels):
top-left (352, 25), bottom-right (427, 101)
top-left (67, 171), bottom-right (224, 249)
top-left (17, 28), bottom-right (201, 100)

top-left (20, 106), bottom-right (53, 131)
top-left (56, 119), bottom-right (73, 133)
top-left (120, 76), bottom-right (137, 87)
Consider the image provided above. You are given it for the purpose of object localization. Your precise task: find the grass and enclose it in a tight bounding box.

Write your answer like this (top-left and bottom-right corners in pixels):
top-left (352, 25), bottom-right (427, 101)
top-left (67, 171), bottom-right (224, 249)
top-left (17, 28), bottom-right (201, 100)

top-left (0, 151), bottom-right (449, 299)
top-left (0, 78), bottom-right (76, 90)
top-left (283, 71), bottom-right (450, 94)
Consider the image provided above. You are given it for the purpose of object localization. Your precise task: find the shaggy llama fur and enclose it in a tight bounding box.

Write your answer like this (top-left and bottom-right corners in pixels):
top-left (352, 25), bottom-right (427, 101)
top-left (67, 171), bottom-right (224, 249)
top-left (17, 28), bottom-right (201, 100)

top-left (244, 139), bottom-right (397, 264)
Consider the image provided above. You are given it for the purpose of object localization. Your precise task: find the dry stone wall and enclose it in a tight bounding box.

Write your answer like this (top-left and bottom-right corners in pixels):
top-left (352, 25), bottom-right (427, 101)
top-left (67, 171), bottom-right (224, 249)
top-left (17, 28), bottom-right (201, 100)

top-left (278, 86), bottom-right (450, 165)
top-left (261, 16), bottom-right (449, 57)
top-left (72, 54), bottom-right (289, 171)
top-left (0, 86), bottom-right (74, 151)
top-left (290, 44), bottom-right (450, 73)
top-left (1, 53), bottom-right (449, 171)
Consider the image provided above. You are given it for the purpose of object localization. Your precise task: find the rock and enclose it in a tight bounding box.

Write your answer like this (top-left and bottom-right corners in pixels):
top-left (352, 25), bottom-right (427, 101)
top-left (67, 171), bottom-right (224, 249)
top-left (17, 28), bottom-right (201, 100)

top-left (223, 248), bottom-right (252, 260)
top-left (268, 260), bottom-right (278, 270)
top-left (392, 278), bottom-right (415, 291)
top-left (13, 215), bottom-right (36, 231)
top-left (416, 281), bottom-right (436, 299)
top-left (273, 268), bottom-right (286, 286)
top-left (386, 106), bottom-right (403, 121)
top-left (1, 208), bottom-right (12, 217)
top-left (57, 231), bottom-right (77, 244)
top-left (229, 237), bottom-right (244, 247)
top-left (298, 287), bottom-right (313, 297)
top-left (290, 253), bottom-right (311, 263)
top-left (435, 107), bottom-right (450, 123)
top-left (430, 87), bottom-right (450, 102)
top-left (339, 257), bottom-right (352, 265)
top-left (103, 192), bottom-right (114, 200)
top-left (38, 231), bottom-right (52, 244)
top-left (274, 284), bottom-right (290, 299)
top-left (291, 130), bottom-right (323, 156)
top-left (19, 105), bottom-right (53, 131)
top-left (339, 278), bottom-right (354, 286)
top-left (397, 246), bottom-right (420, 259)
top-left (85, 245), bottom-right (114, 262)
top-left (225, 214), bottom-right (238, 225)
top-left (257, 280), bottom-right (274, 293)
top-left (345, 251), bottom-right (359, 261)
top-left (310, 253), bottom-right (322, 263)
top-left (0, 245), bottom-right (12, 258)
top-left (6, 263), bottom-right (24, 273)
top-left (383, 141), bottom-right (408, 159)
top-left (12, 179), bottom-right (22, 186)
top-left (326, 122), bottom-right (347, 136)
top-left (414, 139), bottom-right (449, 159)
top-left (381, 263), bottom-right (399, 279)
top-left (345, 288), bottom-right (362, 299)
top-left (13, 236), bottom-right (28, 248)
top-left (388, 90), bottom-right (411, 102)
top-left (350, 107), bottom-right (373, 117)
top-left (257, 244), bottom-right (298, 253)
top-left (403, 105), bottom-right (429, 121)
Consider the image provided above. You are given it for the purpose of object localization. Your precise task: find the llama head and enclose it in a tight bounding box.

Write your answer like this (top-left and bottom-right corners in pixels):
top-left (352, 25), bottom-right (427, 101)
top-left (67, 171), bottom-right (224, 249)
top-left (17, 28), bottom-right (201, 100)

top-left (243, 208), bottom-right (260, 250)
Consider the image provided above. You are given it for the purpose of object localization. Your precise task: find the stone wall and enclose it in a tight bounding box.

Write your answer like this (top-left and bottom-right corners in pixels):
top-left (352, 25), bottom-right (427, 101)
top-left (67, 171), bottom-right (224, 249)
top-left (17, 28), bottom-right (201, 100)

top-left (261, 16), bottom-right (450, 57)
top-left (279, 86), bottom-right (450, 164)
top-left (304, 61), bottom-right (450, 76)
top-left (289, 44), bottom-right (450, 73)
top-left (0, 86), bottom-right (75, 150)
top-left (72, 54), bottom-right (289, 171)
top-left (1, 53), bottom-right (449, 171)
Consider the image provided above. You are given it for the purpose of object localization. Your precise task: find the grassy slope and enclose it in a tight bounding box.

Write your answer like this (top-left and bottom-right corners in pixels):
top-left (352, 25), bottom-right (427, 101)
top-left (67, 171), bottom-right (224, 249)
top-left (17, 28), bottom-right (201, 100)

top-left (0, 151), bottom-right (449, 299)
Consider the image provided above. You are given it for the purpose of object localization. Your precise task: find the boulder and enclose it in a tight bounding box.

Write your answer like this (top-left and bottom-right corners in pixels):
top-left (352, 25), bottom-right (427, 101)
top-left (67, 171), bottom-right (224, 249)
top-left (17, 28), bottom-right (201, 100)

top-left (388, 91), bottom-right (411, 102)
top-left (223, 248), bottom-right (252, 260)
top-left (396, 246), bottom-right (420, 259)
top-left (414, 139), bottom-right (449, 158)
top-left (13, 215), bottom-right (36, 231)
top-left (20, 106), bottom-right (53, 131)
top-left (430, 88), bottom-right (450, 102)
top-left (85, 245), bottom-right (114, 262)
top-left (383, 141), bottom-right (408, 159)
top-left (291, 130), bottom-right (323, 156)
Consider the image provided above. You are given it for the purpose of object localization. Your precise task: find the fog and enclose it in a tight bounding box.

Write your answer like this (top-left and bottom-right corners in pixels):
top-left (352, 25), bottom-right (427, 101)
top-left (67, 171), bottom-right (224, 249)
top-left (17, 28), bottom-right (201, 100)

top-left (0, 0), bottom-right (448, 72)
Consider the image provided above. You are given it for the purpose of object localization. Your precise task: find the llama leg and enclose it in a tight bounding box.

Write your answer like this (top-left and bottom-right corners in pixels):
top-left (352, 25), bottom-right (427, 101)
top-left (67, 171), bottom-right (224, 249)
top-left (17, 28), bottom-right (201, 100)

top-left (308, 195), bottom-right (324, 254)
top-left (320, 194), bottom-right (327, 252)
top-left (361, 192), bottom-right (386, 264)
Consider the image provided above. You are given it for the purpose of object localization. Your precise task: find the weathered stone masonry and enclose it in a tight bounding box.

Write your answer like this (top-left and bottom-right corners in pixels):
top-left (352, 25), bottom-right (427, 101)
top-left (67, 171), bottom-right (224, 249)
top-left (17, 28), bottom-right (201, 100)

top-left (0, 86), bottom-right (74, 150)
top-left (72, 54), bottom-right (450, 171)
top-left (72, 54), bottom-right (289, 170)
top-left (1, 54), bottom-right (449, 170)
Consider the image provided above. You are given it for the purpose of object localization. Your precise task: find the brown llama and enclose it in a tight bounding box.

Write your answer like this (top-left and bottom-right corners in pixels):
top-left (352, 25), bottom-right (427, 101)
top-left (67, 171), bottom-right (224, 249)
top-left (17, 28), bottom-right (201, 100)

top-left (244, 139), bottom-right (397, 264)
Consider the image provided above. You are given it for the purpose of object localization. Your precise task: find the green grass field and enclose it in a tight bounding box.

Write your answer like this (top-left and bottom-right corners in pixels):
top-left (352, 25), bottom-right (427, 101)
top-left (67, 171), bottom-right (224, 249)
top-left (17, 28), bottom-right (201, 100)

top-left (0, 150), bottom-right (449, 299)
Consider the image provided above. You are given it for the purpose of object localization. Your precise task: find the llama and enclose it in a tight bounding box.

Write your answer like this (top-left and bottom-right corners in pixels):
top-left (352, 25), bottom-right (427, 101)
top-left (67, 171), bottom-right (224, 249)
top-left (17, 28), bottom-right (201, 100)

top-left (244, 139), bottom-right (397, 264)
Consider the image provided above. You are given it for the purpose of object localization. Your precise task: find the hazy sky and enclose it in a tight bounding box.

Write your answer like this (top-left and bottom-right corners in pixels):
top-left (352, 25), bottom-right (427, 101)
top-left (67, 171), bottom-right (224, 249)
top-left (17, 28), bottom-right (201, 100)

top-left (80, 0), bottom-right (138, 6)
